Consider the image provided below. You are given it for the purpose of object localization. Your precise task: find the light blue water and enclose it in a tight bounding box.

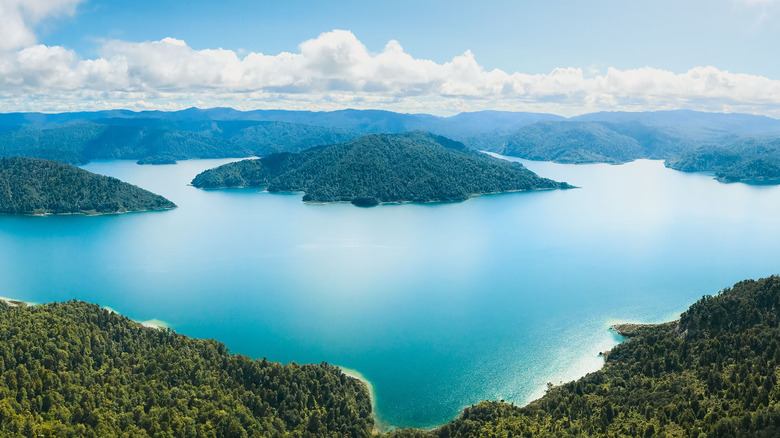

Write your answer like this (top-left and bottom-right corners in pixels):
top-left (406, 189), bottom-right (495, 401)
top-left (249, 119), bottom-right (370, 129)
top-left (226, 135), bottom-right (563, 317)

top-left (1, 157), bottom-right (779, 429)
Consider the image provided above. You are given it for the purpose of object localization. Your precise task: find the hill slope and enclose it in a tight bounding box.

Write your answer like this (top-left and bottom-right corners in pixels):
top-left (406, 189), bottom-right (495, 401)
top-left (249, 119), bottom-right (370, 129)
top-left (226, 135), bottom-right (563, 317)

top-left (0, 120), bottom-right (356, 165)
top-left (665, 137), bottom-right (780, 184)
top-left (191, 131), bottom-right (571, 205)
top-left (0, 157), bottom-right (176, 215)
top-left (483, 121), bottom-right (647, 164)
top-left (0, 300), bottom-right (373, 437)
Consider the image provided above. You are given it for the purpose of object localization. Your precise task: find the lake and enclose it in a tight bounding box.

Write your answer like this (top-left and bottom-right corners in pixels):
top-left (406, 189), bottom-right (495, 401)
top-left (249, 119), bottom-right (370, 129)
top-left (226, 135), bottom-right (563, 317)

top-left (1, 156), bottom-right (779, 429)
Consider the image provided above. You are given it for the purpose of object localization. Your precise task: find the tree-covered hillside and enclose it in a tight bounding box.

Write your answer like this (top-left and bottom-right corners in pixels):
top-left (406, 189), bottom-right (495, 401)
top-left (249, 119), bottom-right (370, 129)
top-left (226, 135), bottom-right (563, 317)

top-left (386, 276), bottom-right (780, 438)
top-left (0, 108), bottom-right (564, 142)
top-left (0, 157), bottom-right (176, 215)
top-left (0, 300), bottom-right (373, 438)
top-left (665, 138), bottom-right (780, 184)
top-left (3, 276), bottom-right (780, 436)
top-left (191, 131), bottom-right (571, 206)
top-left (481, 122), bottom-right (646, 164)
top-left (0, 120), bottom-right (356, 165)
top-left (472, 117), bottom-right (780, 184)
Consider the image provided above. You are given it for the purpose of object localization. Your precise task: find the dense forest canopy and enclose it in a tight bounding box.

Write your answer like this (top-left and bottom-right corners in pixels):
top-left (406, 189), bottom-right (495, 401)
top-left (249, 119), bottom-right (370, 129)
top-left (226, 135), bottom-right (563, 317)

top-left (665, 138), bottom-right (780, 183)
top-left (0, 300), bottom-right (373, 437)
top-left (0, 157), bottom-right (176, 215)
top-left (191, 131), bottom-right (571, 205)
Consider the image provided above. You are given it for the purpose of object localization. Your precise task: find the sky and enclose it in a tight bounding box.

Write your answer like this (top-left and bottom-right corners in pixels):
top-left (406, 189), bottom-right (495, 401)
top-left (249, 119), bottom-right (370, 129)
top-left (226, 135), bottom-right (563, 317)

top-left (2, 0), bottom-right (780, 116)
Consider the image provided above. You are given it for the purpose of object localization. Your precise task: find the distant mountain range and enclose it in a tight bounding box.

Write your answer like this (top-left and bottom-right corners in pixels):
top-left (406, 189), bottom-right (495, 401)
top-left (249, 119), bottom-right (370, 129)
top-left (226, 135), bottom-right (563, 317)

top-left (1, 108), bottom-right (779, 183)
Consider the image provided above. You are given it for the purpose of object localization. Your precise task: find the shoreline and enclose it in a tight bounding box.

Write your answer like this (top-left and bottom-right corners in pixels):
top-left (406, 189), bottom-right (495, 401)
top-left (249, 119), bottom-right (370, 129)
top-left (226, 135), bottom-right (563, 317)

top-left (610, 320), bottom-right (679, 338)
top-left (340, 318), bottom-right (678, 434)
top-left (1, 206), bottom-right (177, 217)
top-left (336, 366), bottom-right (393, 434)
top-left (2, 292), bottom-right (684, 432)
top-left (0, 298), bottom-right (170, 330)
top-left (520, 315), bottom-right (685, 422)
top-left (0, 296), bottom-right (36, 307)
top-left (297, 187), bottom-right (566, 206)
top-left (193, 184), bottom-right (571, 207)
top-left (102, 306), bottom-right (171, 330)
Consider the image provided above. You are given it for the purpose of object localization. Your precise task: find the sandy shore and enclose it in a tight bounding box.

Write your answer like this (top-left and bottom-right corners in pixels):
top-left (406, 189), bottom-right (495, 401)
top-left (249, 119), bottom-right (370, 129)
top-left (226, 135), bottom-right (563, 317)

top-left (103, 306), bottom-right (170, 330)
top-left (138, 318), bottom-right (170, 329)
top-left (611, 320), bottom-right (679, 338)
top-left (0, 296), bottom-right (35, 307)
top-left (337, 366), bottom-right (393, 434)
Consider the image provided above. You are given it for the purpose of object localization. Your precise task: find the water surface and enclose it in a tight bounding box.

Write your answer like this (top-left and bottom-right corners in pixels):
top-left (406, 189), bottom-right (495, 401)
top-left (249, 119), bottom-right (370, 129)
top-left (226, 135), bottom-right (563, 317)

top-left (1, 157), bottom-right (778, 429)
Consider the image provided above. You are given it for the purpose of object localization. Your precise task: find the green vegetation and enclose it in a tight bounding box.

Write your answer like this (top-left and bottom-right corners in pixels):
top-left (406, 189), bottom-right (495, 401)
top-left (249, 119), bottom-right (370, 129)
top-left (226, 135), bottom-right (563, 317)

top-left (137, 155), bottom-right (177, 165)
top-left (484, 122), bottom-right (647, 164)
top-left (0, 120), bottom-right (355, 165)
top-left (3, 275), bottom-right (780, 437)
top-left (470, 120), bottom-right (694, 164)
top-left (386, 276), bottom-right (780, 437)
top-left (0, 300), bottom-right (373, 437)
top-left (4, 108), bottom-right (780, 183)
top-left (474, 117), bottom-right (780, 184)
top-left (191, 131), bottom-right (571, 205)
top-left (665, 139), bottom-right (780, 184)
top-left (0, 157), bottom-right (176, 215)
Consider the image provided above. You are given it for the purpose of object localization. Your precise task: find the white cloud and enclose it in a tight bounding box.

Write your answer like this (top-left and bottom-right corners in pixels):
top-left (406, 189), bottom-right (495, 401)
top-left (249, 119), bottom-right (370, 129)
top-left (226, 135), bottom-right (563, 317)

top-left (0, 0), bottom-right (82, 51)
top-left (2, 29), bottom-right (780, 116)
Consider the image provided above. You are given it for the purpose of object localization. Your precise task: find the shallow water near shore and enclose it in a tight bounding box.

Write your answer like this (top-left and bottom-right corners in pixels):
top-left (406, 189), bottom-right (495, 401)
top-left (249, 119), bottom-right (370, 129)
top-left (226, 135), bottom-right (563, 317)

top-left (1, 157), bottom-right (779, 429)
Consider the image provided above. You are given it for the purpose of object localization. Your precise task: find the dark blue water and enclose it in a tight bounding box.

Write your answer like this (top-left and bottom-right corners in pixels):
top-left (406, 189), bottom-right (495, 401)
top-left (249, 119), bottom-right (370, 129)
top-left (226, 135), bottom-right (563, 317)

top-left (1, 157), bottom-right (778, 429)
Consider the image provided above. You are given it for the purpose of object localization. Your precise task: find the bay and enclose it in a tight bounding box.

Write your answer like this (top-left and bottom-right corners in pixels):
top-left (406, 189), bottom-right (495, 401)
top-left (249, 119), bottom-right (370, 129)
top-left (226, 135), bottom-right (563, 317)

top-left (1, 156), bottom-right (779, 429)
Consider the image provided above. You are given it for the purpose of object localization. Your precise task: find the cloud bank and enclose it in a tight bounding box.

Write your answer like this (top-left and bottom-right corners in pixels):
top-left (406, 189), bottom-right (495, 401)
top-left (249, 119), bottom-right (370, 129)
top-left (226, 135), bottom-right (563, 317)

top-left (0, 0), bottom-right (81, 51)
top-left (2, 20), bottom-right (780, 115)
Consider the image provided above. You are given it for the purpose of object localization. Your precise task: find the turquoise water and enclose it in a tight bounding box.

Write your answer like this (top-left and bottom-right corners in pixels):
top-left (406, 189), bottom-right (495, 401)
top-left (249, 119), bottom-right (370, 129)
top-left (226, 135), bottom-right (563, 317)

top-left (1, 157), bottom-right (779, 429)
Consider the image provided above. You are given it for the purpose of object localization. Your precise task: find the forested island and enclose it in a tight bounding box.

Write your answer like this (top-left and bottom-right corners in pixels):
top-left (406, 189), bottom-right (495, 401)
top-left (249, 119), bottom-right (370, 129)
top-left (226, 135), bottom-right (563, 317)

top-left (136, 155), bottom-right (178, 165)
top-left (191, 131), bottom-right (571, 206)
top-left (2, 277), bottom-right (780, 436)
top-left (0, 157), bottom-right (176, 215)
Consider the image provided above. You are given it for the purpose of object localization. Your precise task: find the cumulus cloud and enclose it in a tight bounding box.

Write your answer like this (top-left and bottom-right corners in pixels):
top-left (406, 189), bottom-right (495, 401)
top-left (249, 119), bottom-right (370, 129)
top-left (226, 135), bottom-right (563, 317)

top-left (0, 0), bottom-right (82, 51)
top-left (2, 29), bottom-right (780, 116)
